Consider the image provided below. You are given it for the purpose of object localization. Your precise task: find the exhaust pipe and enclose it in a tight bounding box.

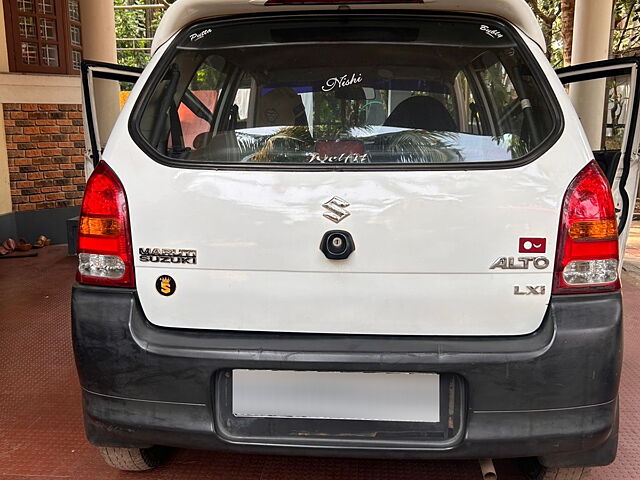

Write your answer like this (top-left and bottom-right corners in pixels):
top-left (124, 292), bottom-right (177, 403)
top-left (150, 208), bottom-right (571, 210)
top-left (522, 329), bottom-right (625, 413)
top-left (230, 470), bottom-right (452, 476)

top-left (479, 458), bottom-right (497, 480)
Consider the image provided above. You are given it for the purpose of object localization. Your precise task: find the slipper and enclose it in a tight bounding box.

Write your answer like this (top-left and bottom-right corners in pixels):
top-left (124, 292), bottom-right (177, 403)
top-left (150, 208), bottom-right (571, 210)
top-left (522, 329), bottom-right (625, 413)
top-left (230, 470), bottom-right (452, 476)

top-left (33, 235), bottom-right (50, 249)
top-left (0, 238), bottom-right (16, 255)
top-left (3, 238), bottom-right (16, 250)
top-left (15, 238), bottom-right (32, 251)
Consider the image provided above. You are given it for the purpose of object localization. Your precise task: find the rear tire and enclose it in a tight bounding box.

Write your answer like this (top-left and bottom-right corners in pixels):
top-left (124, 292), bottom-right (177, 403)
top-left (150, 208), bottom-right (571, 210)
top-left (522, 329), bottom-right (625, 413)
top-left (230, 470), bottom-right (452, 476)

top-left (98, 446), bottom-right (169, 471)
top-left (536, 467), bottom-right (591, 480)
top-left (519, 458), bottom-right (591, 480)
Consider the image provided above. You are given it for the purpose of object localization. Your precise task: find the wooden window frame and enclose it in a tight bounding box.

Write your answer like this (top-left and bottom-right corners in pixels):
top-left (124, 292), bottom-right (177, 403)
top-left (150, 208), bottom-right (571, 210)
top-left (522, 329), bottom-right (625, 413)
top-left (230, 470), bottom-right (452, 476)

top-left (67, 0), bottom-right (81, 72)
top-left (3, 0), bottom-right (82, 75)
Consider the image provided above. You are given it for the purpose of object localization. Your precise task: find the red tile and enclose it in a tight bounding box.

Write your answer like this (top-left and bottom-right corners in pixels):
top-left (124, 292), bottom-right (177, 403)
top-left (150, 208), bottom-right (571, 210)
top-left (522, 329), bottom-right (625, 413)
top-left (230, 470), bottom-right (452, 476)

top-left (0, 245), bottom-right (638, 479)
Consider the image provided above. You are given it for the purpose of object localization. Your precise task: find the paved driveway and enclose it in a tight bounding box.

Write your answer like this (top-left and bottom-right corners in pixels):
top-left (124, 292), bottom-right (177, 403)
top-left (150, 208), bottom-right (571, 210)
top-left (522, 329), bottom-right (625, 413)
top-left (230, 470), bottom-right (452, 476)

top-left (1, 245), bottom-right (639, 480)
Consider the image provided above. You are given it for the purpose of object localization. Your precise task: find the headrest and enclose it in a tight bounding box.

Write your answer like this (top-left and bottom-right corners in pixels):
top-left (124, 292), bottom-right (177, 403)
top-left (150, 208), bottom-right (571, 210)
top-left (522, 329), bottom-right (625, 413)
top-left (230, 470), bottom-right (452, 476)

top-left (384, 96), bottom-right (458, 132)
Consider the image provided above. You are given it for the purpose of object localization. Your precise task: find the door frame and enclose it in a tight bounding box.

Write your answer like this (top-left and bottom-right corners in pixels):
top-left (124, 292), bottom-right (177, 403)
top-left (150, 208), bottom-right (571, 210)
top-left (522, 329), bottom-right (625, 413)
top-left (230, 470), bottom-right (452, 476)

top-left (556, 57), bottom-right (640, 238)
top-left (81, 60), bottom-right (143, 171)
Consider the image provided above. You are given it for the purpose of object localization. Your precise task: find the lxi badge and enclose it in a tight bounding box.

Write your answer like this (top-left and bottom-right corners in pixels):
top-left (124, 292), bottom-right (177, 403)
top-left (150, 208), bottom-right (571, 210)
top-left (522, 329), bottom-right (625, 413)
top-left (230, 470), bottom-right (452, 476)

top-left (156, 275), bottom-right (176, 297)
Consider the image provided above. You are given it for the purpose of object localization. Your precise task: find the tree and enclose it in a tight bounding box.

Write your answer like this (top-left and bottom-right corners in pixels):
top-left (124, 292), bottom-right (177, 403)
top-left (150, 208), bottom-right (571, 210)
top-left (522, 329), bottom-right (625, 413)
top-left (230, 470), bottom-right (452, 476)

top-left (612, 0), bottom-right (640, 58)
top-left (524, 0), bottom-right (562, 64)
top-left (114, 0), bottom-right (167, 68)
top-left (526, 0), bottom-right (638, 66)
top-left (115, 0), bottom-right (637, 68)
top-left (525, 0), bottom-right (577, 67)
top-left (560, 0), bottom-right (575, 66)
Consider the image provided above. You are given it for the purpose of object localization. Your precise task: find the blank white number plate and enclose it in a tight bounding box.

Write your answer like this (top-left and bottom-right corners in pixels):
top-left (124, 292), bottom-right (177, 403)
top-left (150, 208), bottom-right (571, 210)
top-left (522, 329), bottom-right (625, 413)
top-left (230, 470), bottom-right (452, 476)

top-left (232, 370), bottom-right (440, 423)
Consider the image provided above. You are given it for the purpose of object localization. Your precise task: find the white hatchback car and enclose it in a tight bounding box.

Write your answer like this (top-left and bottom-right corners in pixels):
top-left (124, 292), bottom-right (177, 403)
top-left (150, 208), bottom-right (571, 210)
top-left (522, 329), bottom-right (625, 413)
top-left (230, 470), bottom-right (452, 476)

top-left (73, 0), bottom-right (640, 478)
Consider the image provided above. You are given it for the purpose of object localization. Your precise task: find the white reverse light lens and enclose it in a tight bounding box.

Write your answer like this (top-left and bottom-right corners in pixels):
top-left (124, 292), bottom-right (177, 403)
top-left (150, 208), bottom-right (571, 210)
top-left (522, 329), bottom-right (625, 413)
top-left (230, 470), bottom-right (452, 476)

top-left (563, 259), bottom-right (618, 286)
top-left (78, 253), bottom-right (125, 279)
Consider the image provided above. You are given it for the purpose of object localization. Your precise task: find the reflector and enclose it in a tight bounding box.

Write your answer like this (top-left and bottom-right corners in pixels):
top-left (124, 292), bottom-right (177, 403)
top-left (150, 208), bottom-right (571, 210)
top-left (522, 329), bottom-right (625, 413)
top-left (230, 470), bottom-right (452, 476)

top-left (79, 217), bottom-right (121, 236)
top-left (568, 219), bottom-right (617, 240)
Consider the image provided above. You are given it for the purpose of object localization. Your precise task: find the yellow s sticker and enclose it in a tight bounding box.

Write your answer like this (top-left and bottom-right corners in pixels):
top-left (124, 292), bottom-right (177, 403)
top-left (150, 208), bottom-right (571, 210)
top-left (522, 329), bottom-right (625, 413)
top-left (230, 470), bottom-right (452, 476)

top-left (155, 275), bottom-right (176, 297)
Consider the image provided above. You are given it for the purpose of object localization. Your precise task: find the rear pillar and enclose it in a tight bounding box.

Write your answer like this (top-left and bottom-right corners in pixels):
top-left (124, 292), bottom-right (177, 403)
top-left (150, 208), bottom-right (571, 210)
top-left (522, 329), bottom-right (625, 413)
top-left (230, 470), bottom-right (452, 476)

top-left (569, 0), bottom-right (615, 149)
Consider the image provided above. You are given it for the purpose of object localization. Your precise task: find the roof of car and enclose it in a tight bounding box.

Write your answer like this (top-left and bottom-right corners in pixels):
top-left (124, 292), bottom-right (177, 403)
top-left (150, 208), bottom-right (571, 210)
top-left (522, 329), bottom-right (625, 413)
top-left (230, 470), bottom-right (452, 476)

top-left (151, 0), bottom-right (546, 54)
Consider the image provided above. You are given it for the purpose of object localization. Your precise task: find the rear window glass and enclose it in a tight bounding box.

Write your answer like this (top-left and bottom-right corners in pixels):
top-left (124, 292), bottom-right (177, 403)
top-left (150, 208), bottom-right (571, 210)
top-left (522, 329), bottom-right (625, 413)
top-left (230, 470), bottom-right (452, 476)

top-left (136, 15), bottom-right (557, 167)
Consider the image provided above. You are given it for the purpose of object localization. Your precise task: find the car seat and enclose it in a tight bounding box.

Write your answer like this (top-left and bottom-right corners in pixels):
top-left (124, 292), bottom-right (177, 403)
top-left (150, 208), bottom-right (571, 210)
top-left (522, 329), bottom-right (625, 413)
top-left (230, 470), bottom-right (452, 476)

top-left (384, 96), bottom-right (458, 132)
top-left (255, 87), bottom-right (308, 127)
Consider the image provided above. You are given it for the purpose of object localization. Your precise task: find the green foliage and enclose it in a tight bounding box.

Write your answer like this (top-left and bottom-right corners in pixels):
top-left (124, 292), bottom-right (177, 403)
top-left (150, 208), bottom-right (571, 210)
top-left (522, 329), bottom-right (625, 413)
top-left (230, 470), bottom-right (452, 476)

top-left (115, 0), bottom-right (638, 69)
top-left (612, 0), bottom-right (640, 57)
top-left (526, 0), bottom-right (639, 66)
top-left (191, 60), bottom-right (223, 90)
top-left (114, 0), bottom-right (166, 68)
top-left (524, 0), bottom-right (564, 66)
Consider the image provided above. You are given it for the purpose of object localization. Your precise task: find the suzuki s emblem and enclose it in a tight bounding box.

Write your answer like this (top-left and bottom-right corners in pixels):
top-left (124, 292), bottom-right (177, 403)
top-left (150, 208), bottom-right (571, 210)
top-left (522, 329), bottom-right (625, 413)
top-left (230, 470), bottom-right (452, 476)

top-left (322, 196), bottom-right (351, 223)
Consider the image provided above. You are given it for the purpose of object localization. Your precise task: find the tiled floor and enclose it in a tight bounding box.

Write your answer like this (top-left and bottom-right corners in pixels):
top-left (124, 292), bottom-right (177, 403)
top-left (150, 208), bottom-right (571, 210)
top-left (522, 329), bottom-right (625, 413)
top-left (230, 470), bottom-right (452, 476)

top-left (1, 245), bottom-right (639, 479)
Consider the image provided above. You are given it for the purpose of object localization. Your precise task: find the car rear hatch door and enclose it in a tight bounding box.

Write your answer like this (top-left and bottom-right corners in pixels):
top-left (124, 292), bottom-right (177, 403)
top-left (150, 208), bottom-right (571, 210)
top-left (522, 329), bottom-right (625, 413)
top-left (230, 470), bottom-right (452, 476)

top-left (81, 60), bottom-right (142, 175)
top-left (98, 15), bottom-right (572, 336)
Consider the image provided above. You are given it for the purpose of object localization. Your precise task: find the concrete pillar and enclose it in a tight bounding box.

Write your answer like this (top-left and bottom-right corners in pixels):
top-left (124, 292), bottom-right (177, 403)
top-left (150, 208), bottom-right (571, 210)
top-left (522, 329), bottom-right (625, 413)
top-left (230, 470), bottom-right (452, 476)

top-left (78, 0), bottom-right (121, 152)
top-left (0, 105), bottom-right (11, 216)
top-left (0, 1), bottom-right (13, 215)
top-left (569, 0), bottom-right (615, 149)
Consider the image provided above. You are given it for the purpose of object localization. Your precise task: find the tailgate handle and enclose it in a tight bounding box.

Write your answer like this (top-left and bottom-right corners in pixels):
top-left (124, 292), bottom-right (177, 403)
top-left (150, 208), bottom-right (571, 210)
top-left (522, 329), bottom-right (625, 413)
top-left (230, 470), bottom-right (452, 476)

top-left (320, 230), bottom-right (355, 260)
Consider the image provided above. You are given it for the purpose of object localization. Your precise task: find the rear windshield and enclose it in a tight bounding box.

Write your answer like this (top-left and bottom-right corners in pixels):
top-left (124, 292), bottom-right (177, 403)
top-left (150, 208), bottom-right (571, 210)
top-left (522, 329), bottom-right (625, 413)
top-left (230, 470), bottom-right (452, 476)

top-left (135, 15), bottom-right (557, 167)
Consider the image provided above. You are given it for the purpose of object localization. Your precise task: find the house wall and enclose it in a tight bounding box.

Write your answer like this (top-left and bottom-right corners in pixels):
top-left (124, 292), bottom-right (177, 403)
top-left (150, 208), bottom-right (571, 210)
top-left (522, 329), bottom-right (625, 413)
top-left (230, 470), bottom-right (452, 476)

top-left (0, 0), bottom-right (117, 245)
top-left (3, 103), bottom-right (85, 212)
top-left (0, 101), bottom-right (84, 243)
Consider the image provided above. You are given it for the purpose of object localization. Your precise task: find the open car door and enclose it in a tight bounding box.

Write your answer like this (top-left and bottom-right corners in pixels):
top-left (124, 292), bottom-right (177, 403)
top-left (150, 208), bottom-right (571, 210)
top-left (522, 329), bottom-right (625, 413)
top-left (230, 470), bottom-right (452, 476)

top-left (81, 60), bottom-right (142, 178)
top-left (557, 58), bottom-right (640, 260)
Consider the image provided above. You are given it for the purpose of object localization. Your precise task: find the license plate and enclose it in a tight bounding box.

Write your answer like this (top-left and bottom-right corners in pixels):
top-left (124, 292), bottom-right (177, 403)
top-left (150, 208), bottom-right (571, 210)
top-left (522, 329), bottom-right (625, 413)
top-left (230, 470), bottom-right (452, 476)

top-left (232, 370), bottom-right (440, 423)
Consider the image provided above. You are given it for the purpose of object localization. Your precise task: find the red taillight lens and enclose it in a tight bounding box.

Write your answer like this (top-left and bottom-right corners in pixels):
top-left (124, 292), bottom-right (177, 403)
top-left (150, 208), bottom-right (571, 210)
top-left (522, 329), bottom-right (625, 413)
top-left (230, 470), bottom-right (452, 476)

top-left (77, 161), bottom-right (135, 287)
top-left (553, 160), bottom-right (620, 294)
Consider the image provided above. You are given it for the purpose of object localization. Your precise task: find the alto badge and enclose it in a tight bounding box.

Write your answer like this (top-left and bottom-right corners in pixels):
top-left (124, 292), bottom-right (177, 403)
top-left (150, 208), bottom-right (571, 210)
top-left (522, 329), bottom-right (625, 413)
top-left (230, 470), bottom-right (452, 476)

top-left (490, 257), bottom-right (550, 270)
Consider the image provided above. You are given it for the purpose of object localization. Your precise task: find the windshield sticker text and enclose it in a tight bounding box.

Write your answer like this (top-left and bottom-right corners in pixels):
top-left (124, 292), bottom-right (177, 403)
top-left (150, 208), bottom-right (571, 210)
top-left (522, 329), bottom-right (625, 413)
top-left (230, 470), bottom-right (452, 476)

top-left (480, 25), bottom-right (503, 39)
top-left (308, 152), bottom-right (370, 164)
top-left (322, 73), bottom-right (363, 92)
top-left (190, 29), bottom-right (212, 42)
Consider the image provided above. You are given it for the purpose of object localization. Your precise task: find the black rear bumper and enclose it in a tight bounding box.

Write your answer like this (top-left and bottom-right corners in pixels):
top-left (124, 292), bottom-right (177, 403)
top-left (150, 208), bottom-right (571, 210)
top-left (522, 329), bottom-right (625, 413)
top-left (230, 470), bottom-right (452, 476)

top-left (72, 285), bottom-right (622, 465)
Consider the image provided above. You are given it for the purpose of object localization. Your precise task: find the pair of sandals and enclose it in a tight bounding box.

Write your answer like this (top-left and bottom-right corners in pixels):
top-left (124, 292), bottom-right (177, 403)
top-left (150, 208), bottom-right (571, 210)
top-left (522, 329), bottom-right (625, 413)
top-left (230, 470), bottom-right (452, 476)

top-left (0, 235), bottom-right (51, 255)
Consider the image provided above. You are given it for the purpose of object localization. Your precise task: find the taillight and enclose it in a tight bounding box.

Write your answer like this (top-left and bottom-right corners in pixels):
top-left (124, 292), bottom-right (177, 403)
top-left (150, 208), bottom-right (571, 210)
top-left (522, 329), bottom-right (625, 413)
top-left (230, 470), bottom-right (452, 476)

top-left (77, 161), bottom-right (135, 287)
top-left (553, 160), bottom-right (619, 294)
